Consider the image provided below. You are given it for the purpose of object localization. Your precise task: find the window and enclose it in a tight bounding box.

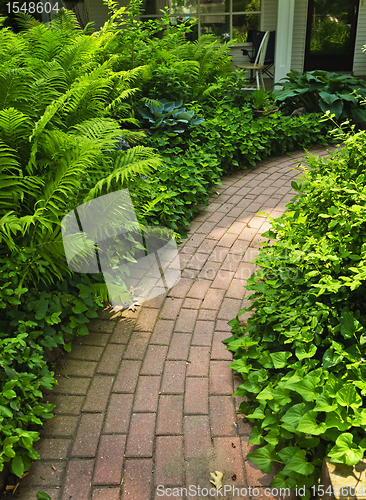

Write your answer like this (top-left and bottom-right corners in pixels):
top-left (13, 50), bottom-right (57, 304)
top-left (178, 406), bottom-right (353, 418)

top-left (140, 0), bottom-right (260, 42)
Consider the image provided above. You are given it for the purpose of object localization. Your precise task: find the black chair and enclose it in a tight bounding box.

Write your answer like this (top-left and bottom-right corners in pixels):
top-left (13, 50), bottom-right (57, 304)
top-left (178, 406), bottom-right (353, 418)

top-left (241, 30), bottom-right (275, 81)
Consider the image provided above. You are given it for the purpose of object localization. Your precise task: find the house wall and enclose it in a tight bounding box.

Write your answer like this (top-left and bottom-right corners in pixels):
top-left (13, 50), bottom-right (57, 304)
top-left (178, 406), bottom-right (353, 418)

top-left (354, 1), bottom-right (366, 76)
top-left (261, 0), bottom-right (307, 74)
top-left (291, 0), bottom-right (307, 73)
top-left (260, 0), bottom-right (277, 31)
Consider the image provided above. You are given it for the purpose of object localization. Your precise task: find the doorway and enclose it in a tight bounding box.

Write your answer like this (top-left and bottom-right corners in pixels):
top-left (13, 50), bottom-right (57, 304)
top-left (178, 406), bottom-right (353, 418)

top-left (304, 0), bottom-right (359, 72)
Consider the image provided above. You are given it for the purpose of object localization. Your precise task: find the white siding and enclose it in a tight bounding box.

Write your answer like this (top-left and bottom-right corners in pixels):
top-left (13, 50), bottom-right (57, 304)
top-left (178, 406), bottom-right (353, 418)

top-left (290, 0), bottom-right (307, 73)
top-left (353, 1), bottom-right (366, 76)
top-left (261, 0), bottom-right (277, 31)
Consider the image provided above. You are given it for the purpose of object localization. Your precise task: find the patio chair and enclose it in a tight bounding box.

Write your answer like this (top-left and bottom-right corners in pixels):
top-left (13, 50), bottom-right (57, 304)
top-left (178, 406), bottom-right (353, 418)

top-left (236, 30), bottom-right (273, 91)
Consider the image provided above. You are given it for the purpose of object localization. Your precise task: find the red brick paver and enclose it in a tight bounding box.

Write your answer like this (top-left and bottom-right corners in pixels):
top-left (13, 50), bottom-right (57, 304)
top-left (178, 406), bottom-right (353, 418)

top-left (16, 146), bottom-right (336, 499)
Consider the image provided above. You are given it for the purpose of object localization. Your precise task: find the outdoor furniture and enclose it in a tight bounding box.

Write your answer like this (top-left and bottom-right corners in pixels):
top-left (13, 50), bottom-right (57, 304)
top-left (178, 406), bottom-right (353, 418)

top-left (236, 30), bottom-right (274, 91)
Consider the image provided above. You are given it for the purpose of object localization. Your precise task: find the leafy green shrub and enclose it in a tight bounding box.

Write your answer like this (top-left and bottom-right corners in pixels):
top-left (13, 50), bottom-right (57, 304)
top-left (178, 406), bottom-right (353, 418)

top-left (135, 104), bottom-right (333, 238)
top-left (224, 130), bottom-right (366, 497)
top-left (137, 99), bottom-right (204, 137)
top-left (0, 329), bottom-right (55, 478)
top-left (128, 31), bottom-right (234, 102)
top-left (188, 103), bottom-right (333, 169)
top-left (274, 70), bottom-right (366, 122)
top-left (210, 69), bottom-right (250, 108)
top-left (130, 145), bottom-right (222, 234)
top-left (250, 89), bottom-right (278, 112)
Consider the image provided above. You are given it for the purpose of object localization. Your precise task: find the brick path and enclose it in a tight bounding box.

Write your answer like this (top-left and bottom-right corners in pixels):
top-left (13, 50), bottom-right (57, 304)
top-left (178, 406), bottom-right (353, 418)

top-left (15, 146), bottom-right (336, 500)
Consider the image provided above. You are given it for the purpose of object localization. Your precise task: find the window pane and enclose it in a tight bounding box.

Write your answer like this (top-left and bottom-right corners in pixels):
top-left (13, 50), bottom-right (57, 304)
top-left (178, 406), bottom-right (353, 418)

top-left (201, 14), bottom-right (230, 38)
top-left (200, 0), bottom-right (230, 15)
top-left (142, 0), bottom-right (197, 15)
top-left (142, 0), bottom-right (168, 16)
top-left (232, 13), bottom-right (260, 42)
top-left (232, 0), bottom-right (260, 12)
top-left (309, 0), bottom-right (352, 56)
top-left (170, 0), bottom-right (197, 15)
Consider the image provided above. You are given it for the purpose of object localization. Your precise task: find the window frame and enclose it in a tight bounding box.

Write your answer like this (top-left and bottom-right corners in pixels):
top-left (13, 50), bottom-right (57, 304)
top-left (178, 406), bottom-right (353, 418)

top-left (139, 0), bottom-right (261, 42)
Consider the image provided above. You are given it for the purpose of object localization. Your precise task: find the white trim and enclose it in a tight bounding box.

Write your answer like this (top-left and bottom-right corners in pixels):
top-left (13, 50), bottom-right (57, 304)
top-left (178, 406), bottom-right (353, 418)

top-left (274, 0), bottom-right (295, 86)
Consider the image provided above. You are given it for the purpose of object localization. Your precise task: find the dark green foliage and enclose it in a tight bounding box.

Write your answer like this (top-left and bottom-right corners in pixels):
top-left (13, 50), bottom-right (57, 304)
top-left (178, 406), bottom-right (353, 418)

top-left (189, 103), bottom-right (332, 169)
top-left (129, 32), bottom-right (234, 102)
top-left (130, 146), bottom-right (223, 234)
top-left (274, 70), bottom-right (366, 123)
top-left (224, 131), bottom-right (366, 497)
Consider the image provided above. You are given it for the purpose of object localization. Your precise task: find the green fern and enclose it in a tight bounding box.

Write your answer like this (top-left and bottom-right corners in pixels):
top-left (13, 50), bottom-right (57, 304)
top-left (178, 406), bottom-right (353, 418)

top-left (0, 12), bottom-right (162, 287)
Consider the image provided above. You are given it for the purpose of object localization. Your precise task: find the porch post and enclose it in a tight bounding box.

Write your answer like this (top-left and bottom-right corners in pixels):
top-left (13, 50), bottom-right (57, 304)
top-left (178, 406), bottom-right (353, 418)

top-left (274, 0), bottom-right (295, 88)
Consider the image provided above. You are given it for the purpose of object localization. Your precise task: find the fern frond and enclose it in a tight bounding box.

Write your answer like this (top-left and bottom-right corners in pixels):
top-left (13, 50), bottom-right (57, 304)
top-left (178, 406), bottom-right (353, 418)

top-left (0, 212), bottom-right (22, 251)
top-left (139, 193), bottom-right (169, 217)
top-left (0, 108), bottom-right (33, 147)
top-left (55, 36), bottom-right (98, 72)
top-left (14, 12), bottom-right (42, 30)
top-left (51, 7), bottom-right (82, 32)
top-left (92, 282), bottom-right (110, 302)
top-left (84, 146), bottom-right (162, 200)
top-left (0, 68), bottom-right (34, 111)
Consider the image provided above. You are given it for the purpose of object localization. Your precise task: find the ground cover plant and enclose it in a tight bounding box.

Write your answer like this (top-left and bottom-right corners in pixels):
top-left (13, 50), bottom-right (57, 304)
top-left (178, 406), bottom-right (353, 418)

top-left (224, 127), bottom-right (366, 497)
top-left (133, 100), bottom-right (333, 235)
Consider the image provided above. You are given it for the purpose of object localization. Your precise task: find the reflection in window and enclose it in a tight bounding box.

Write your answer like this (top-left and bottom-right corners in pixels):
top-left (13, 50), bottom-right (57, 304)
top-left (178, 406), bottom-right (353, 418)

top-left (232, 13), bottom-right (260, 43)
top-left (140, 0), bottom-right (260, 41)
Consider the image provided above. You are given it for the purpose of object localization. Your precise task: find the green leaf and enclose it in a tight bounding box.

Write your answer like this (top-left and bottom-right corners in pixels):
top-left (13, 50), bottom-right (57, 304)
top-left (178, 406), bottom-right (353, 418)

top-left (314, 394), bottom-right (336, 412)
top-left (282, 448), bottom-right (314, 476)
top-left (287, 371), bottom-right (321, 401)
top-left (264, 428), bottom-right (280, 446)
top-left (247, 444), bottom-right (276, 474)
top-left (319, 91), bottom-right (339, 105)
top-left (2, 390), bottom-right (16, 399)
top-left (248, 425), bottom-right (264, 445)
top-left (322, 348), bottom-right (343, 370)
top-left (281, 403), bottom-right (311, 430)
top-left (336, 384), bottom-right (362, 409)
top-left (297, 411), bottom-right (328, 435)
top-left (0, 405), bottom-right (12, 417)
top-left (269, 351), bottom-right (292, 369)
top-left (325, 411), bottom-right (352, 431)
top-left (11, 455), bottom-right (24, 478)
top-left (328, 433), bottom-right (366, 466)
top-left (340, 310), bottom-right (357, 339)
top-left (37, 493), bottom-right (51, 500)
top-left (278, 446), bottom-right (298, 464)
top-left (33, 299), bottom-right (49, 320)
top-left (257, 386), bottom-right (274, 401)
top-left (319, 98), bottom-right (343, 119)
top-left (77, 324), bottom-right (89, 336)
top-left (295, 344), bottom-right (317, 360)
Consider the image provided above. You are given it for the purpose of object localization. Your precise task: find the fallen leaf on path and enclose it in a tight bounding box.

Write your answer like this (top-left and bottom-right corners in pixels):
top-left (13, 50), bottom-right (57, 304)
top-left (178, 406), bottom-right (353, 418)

top-left (210, 471), bottom-right (223, 490)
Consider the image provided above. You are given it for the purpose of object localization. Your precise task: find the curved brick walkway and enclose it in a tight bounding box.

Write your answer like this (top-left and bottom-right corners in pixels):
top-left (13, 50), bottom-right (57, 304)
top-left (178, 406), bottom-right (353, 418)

top-left (15, 145), bottom-right (336, 500)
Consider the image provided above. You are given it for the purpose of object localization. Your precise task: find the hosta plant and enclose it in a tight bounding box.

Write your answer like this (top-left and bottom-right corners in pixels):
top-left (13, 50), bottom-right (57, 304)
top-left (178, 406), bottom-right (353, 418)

top-left (137, 98), bottom-right (204, 137)
top-left (274, 70), bottom-right (366, 123)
